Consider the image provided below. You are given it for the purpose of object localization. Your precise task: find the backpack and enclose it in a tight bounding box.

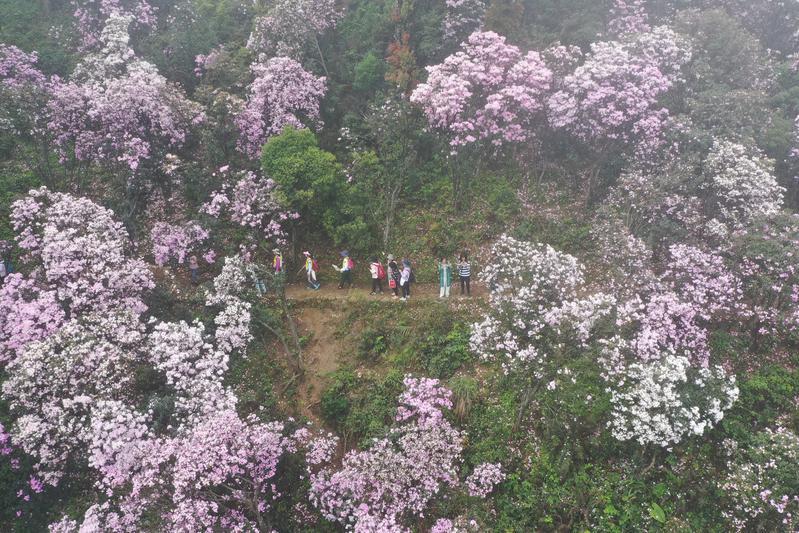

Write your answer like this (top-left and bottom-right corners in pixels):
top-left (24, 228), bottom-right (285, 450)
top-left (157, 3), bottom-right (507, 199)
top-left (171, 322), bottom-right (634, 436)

top-left (409, 268), bottom-right (416, 283)
top-left (311, 259), bottom-right (319, 272)
top-left (376, 263), bottom-right (386, 279)
top-left (347, 257), bottom-right (355, 270)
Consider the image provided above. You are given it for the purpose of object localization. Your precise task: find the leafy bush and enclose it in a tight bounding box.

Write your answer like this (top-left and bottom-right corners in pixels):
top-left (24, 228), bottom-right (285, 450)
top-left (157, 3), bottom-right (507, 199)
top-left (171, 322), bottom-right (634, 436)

top-left (420, 323), bottom-right (473, 379)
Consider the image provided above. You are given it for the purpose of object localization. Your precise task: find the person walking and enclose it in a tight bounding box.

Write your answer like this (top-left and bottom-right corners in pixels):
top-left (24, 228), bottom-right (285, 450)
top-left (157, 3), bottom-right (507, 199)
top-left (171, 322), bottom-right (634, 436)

top-left (387, 254), bottom-right (401, 298)
top-left (369, 257), bottom-right (384, 295)
top-left (300, 251), bottom-right (320, 290)
top-left (334, 250), bottom-right (354, 289)
top-left (438, 257), bottom-right (453, 298)
top-left (400, 259), bottom-right (412, 301)
top-left (457, 253), bottom-right (471, 296)
top-left (0, 256), bottom-right (6, 285)
top-left (188, 255), bottom-right (200, 285)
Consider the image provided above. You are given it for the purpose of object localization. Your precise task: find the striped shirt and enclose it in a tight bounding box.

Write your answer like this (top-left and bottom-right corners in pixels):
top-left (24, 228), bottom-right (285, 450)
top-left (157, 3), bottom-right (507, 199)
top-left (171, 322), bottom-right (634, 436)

top-left (458, 262), bottom-right (471, 277)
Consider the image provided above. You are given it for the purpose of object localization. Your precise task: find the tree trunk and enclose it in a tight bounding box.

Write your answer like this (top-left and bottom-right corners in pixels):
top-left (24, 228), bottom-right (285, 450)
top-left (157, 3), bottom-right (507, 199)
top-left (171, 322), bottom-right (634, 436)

top-left (314, 36), bottom-right (330, 78)
top-left (277, 289), bottom-right (303, 372)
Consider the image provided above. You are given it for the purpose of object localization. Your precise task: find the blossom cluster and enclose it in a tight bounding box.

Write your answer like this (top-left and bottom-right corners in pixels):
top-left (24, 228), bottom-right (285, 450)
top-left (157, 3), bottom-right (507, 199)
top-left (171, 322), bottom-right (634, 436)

top-left (70, 0), bottom-right (157, 50)
top-left (608, 0), bottom-right (650, 36)
top-left (0, 187), bottom-right (153, 364)
top-left (48, 14), bottom-right (202, 172)
top-left (602, 341), bottom-right (739, 447)
top-left (310, 376), bottom-right (463, 531)
top-left (722, 427), bottom-right (799, 531)
top-left (0, 44), bottom-right (54, 139)
top-left (442, 0), bottom-right (486, 46)
top-left (247, 0), bottom-right (340, 59)
top-left (470, 234), bottom-right (614, 377)
top-left (548, 26), bottom-right (691, 155)
top-left (465, 462), bottom-right (505, 498)
top-left (150, 221), bottom-right (211, 266)
top-left (202, 169), bottom-right (297, 241)
top-left (704, 140), bottom-right (784, 230)
top-left (236, 57), bottom-right (326, 158)
top-left (411, 31), bottom-right (553, 150)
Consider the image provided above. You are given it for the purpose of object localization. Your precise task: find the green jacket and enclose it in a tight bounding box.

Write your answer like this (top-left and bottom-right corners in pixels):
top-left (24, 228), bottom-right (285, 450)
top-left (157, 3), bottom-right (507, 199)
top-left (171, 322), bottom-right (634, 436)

top-left (438, 263), bottom-right (453, 287)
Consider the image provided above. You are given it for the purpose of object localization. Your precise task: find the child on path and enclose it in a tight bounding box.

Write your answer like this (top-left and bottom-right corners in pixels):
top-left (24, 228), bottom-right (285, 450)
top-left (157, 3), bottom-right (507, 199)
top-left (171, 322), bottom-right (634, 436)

top-left (369, 257), bottom-right (384, 295)
top-left (387, 254), bottom-right (400, 298)
top-left (334, 250), bottom-right (353, 289)
top-left (300, 251), bottom-right (320, 289)
top-left (189, 255), bottom-right (199, 285)
top-left (457, 253), bottom-right (471, 296)
top-left (438, 257), bottom-right (452, 298)
top-left (400, 259), bottom-right (412, 301)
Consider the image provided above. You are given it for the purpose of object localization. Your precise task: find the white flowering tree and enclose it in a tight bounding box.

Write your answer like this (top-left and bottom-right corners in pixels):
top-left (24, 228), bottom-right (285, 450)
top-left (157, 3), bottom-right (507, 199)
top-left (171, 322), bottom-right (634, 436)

top-left (601, 338), bottom-right (739, 448)
top-left (703, 140), bottom-right (784, 232)
top-left (470, 235), bottom-right (615, 425)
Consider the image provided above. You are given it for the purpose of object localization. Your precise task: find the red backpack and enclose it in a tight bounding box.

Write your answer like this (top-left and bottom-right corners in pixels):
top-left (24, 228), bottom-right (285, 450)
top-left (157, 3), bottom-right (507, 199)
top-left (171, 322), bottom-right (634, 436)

top-left (311, 258), bottom-right (319, 272)
top-left (347, 257), bottom-right (355, 270)
top-left (376, 263), bottom-right (386, 279)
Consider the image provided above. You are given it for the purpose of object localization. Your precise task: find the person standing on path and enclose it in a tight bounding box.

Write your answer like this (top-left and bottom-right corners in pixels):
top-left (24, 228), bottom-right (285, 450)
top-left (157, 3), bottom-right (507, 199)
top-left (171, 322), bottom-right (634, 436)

top-left (400, 259), bottom-right (412, 301)
top-left (438, 257), bottom-right (453, 298)
top-left (334, 250), bottom-right (354, 289)
top-left (300, 251), bottom-right (320, 290)
top-left (188, 255), bottom-right (199, 285)
top-left (369, 257), bottom-right (384, 295)
top-left (387, 254), bottom-right (401, 298)
top-left (457, 253), bottom-right (471, 295)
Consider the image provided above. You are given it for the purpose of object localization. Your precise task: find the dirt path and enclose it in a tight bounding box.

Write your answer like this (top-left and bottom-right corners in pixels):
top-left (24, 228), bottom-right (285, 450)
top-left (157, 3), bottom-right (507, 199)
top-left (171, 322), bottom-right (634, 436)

top-left (285, 282), bottom-right (486, 301)
top-left (294, 304), bottom-right (345, 424)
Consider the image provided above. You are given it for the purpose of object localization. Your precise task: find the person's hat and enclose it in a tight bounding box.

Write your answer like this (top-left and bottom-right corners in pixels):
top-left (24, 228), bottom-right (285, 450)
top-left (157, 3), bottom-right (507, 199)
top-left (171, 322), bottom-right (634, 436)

top-left (273, 248), bottom-right (281, 254)
top-left (387, 254), bottom-right (394, 260)
top-left (303, 251), bottom-right (311, 256)
top-left (340, 250), bottom-right (349, 257)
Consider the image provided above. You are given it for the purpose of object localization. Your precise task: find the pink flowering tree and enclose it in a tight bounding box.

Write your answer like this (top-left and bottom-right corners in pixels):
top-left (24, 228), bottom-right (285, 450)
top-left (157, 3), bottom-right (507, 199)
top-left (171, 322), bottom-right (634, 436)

top-left (236, 57), bottom-right (326, 159)
top-left (547, 25), bottom-right (691, 200)
top-left (202, 169), bottom-right (297, 244)
top-left (8, 187), bottom-right (153, 314)
top-left (48, 14), bottom-right (202, 205)
top-left (310, 376), bottom-right (464, 530)
top-left (0, 44), bottom-right (57, 181)
top-left (2, 311), bottom-right (146, 485)
top-left (411, 31), bottom-right (552, 204)
top-left (247, 0), bottom-right (340, 75)
top-left (412, 31), bottom-right (553, 151)
top-left (42, 260), bottom-right (322, 530)
top-left (0, 187), bottom-right (153, 362)
top-left (70, 0), bottom-right (157, 50)
top-left (52, 410), bottom-right (333, 532)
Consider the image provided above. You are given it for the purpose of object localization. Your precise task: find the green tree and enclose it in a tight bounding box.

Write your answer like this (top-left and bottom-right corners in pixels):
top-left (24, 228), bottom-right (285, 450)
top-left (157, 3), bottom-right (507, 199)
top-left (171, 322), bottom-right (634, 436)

top-left (261, 126), bottom-right (372, 254)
